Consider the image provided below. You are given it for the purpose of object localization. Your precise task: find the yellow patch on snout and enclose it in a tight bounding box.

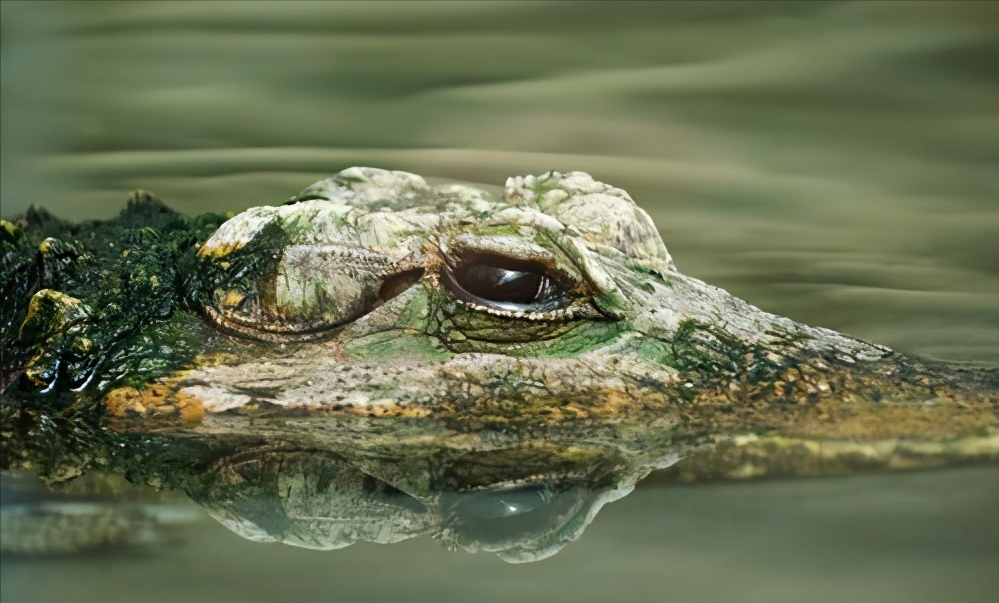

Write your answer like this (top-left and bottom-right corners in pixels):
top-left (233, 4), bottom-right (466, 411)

top-left (355, 404), bottom-right (432, 418)
top-left (104, 384), bottom-right (206, 426)
top-left (102, 354), bottom-right (242, 427)
top-left (105, 386), bottom-right (148, 415)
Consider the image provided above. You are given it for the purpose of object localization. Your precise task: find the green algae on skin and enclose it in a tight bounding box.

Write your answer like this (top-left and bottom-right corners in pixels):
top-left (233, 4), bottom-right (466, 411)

top-left (1, 167), bottom-right (997, 488)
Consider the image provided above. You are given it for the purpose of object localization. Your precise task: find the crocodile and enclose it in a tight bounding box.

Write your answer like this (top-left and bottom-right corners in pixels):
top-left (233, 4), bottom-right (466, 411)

top-left (1, 167), bottom-right (997, 560)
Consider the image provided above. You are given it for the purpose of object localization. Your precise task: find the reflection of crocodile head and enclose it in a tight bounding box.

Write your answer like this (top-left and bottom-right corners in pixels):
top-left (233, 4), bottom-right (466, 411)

top-left (181, 433), bottom-right (679, 563)
top-left (1, 167), bottom-right (997, 486)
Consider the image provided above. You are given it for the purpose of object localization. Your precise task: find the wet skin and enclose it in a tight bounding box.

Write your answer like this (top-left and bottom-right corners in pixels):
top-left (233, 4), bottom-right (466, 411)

top-left (1, 167), bottom-right (997, 490)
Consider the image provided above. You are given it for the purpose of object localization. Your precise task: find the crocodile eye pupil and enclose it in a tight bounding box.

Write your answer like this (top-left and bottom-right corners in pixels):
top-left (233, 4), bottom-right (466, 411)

top-left (455, 264), bottom-right (543, 304)
top-left (442, 250), bottom-right (569, 314)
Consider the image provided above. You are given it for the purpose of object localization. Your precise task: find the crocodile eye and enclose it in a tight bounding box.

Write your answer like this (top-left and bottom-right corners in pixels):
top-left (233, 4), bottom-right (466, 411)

top-left (443, 251), bottom-right (568, 313)
top-left (454, 263), bottom-right (551, 305)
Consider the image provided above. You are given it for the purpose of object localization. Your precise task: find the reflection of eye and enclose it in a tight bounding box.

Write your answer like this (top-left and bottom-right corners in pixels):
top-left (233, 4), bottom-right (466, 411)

top-left (443, 486), bottom-right (586, 545)
top-left (452, 488), bottom-right (547, 520)
top-left (444, 252), bottom-right (569, 313)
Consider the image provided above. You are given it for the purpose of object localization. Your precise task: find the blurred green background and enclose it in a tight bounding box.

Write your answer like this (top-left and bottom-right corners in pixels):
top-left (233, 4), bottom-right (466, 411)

top-left (2, 1), bottom-right (998, 361)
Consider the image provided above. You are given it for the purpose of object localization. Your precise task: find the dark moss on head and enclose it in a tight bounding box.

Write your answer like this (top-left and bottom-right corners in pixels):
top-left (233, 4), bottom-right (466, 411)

top-left (2, 191), bottom-right (229, 403)
top-left (186, 219), bottom-right (291, 315)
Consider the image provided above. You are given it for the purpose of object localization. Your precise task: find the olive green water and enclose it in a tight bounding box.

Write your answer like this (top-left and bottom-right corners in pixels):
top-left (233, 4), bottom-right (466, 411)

top-left (1, 2), bottom-right (997, 602)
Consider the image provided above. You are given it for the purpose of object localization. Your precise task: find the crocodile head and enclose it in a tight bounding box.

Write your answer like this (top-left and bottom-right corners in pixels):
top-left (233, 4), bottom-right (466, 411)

top-left (3, 166), bottom-right (997, 561)
top-left (2, 167), bottom-right (997, 482)
top-left (184, 167), bottom-right (697, 420)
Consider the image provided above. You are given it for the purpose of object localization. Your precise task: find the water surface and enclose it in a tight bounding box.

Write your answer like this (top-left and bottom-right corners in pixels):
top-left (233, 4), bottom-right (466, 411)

top-left (1, 2), bottom-right (998, 601)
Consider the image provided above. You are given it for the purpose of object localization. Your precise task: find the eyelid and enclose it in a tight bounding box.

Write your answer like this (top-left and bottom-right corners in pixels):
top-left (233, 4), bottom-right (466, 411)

top-left (444, 234), bottom-right (559, 266)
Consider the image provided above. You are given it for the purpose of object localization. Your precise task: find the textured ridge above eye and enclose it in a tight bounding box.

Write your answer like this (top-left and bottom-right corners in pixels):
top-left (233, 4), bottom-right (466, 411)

top-left (201, 166), bottom-right (675, 281)
top-left (504, 171), bottom-right (673, 272)
top-left (291, 167), bottom-right (673, 270)
top-left (294, 167), bottom-right (436, 211)
top-left (196, 167), bottom-right (674, 335)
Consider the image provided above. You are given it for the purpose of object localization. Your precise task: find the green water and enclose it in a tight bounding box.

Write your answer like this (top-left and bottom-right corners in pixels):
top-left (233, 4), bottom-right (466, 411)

top-left (4, 467), bottom-right (998, 603)
top-left (2, 2), bottom-right (998, 601)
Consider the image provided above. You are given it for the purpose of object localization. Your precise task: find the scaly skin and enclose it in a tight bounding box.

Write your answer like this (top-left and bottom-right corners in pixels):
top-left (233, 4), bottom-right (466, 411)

top-left (0, 168), bottom-right (999, 562)
top-left (1, 167), bottom-right (997, 560)
top-left (2, 166), bottom-right (997, 477)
